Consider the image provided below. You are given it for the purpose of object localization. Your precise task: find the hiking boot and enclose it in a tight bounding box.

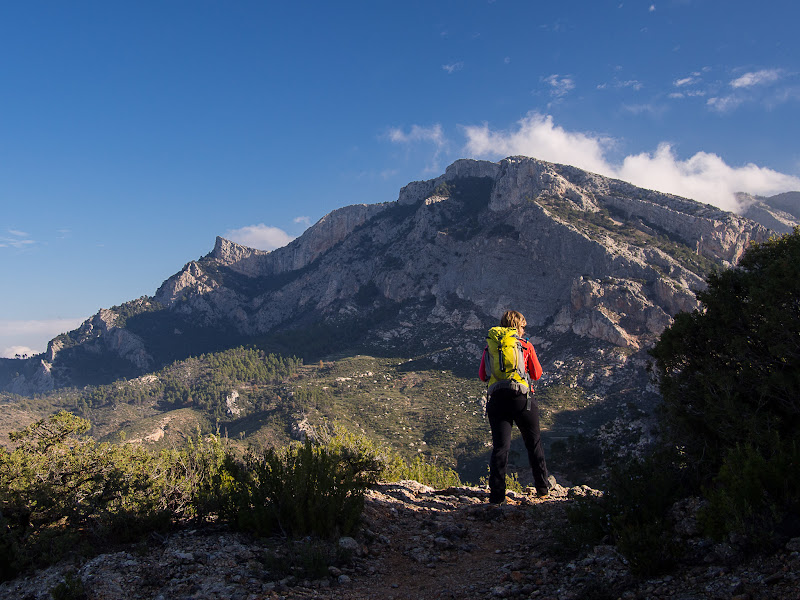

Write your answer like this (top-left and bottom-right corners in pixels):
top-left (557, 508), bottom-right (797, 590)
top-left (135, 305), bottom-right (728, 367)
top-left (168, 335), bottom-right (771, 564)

top-left (489, 492), bottom-right (506, 504)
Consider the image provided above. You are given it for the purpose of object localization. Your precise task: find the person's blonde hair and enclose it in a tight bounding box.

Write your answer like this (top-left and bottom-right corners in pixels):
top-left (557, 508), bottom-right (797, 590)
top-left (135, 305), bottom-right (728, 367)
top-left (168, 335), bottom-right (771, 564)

top-left (500, 310), bottom-right (527, 334)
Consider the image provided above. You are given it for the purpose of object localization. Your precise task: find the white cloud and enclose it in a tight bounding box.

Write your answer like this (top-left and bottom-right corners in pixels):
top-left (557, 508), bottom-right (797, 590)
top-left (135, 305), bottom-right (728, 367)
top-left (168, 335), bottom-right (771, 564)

top-left (293, 216), bottom-right (312, 227)
top-left (388, 124), bottom-right (447, 172)
top-left (616, 144), bottom-right (800, 212)
top-left (731, 69), bottom-right (782, 89)
top-left (223, 224), bottom-right (294, 251)
top-left (389, 124), bottom-right (445, 146)
top-left (622, 103), bottom-right (666, 116)
top-left (461, 112), bottom-right (800, 212)
top-left (0, 318), bottom-right (86, 358)
top-left (2, 345), bottom-right (37, 359)
top-left (707, 95), bottom-right (744, 113)
top-left (620, 79), bottom-right (643, 91)
top-left (442, 62), bottom-right (464, 74)
top-left (597, 79), bottom-right (642, 92)
top-left (542, 74), bottom-right (575, 98)
top-left (0, 229), bottom-right (35, 249)
top-left (674, 76), bottom-right (697, 87)
top-left (462, 113), bottom-right (613, 175)
top-left (706, 69), bottom-right (796, 112)
top-left (649, 4), bottom-right (656, 11)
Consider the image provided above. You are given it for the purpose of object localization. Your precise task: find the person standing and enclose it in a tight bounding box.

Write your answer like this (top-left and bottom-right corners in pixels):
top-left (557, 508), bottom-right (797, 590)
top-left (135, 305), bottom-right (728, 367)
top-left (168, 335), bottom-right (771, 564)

top-left (479, 310), bottom-right (549, 503)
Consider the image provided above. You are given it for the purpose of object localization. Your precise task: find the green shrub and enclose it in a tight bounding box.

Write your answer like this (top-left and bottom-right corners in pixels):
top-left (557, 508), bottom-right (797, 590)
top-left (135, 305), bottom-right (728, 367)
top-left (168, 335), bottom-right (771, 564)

top-left (0, 513), bottom-right (20, 581)
top-left (648, 230), bottom-right (800, 551)
top-left (0, 412), bottom-right (183, 576)
top-left (231, 430), bottom-right (383, 538)
top-left (383, 455), bottom-right (462, 488)
top-left (651, 229), bottom-right (800, 479)
top-left (157, 431), bottom-right (239, 522)
top-left (477, 466), bottom-right (522, 494)
top-left (0, 414), bottom-right (478, 580)
top-left (699, 436), bottom-right (800, 547)
top-left (562, 494), bottom-right (610, 557)
top-left (565, 448), bottom-right (688, 575)
top-left (48, 570), bottom-right (86, 600)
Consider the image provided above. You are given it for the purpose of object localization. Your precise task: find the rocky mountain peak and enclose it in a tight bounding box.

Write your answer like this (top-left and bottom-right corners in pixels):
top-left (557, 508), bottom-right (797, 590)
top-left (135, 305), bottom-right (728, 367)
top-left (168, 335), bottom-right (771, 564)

top-left (1, 155), bottom-right (781, 397)
top-left (211, 236), bottom-right (270, 267)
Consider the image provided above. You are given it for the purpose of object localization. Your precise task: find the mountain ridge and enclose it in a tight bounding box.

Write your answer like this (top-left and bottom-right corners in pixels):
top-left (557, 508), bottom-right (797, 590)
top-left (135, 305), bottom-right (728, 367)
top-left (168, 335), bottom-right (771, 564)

top-left (738, 190), bottom-right (800, 234)
top-left (1, 156), bottom-right (777, 403)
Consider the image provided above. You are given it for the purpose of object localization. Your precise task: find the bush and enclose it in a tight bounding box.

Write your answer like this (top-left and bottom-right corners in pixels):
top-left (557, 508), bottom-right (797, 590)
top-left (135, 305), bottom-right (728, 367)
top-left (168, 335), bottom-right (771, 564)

top-left (565, 448), bottom-right (688, 576)
top-left (264, 538), bottom-right (352, 581)
top-left (0, 414), bottom-right (477, 580)
top-left (650, 229), bottom-right (800, 544)
top-left (48, 570), bottom-right (86, 600)
top-left (651, 229), bottom-right (800, 476)
top-left (157, 431), bottom-right (239, 522)
top-left (230, 429), bottom-right (383, 538)
top-left (477, 467), bottom-right (522, 494)
top-left (699, 436), bottom-right (800, 547)
top-left (0, 412), bottom-right (174, 577)
top-left (383, 455), bottom-right (462, 488)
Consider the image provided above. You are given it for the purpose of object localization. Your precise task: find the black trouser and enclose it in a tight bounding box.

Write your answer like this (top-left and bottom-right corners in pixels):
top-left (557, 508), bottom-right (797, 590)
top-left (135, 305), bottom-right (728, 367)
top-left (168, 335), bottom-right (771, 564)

top-left (487, 388), bottom-right (548, 501)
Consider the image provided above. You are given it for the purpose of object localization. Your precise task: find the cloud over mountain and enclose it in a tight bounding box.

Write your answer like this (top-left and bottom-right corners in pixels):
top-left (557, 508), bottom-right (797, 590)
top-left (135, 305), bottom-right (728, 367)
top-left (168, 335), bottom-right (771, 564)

top-left (223, 224), bottom-right (294, 251)
top-left (461, 112), bottom-right (800, 212)
top-left (0, 318), bottom-right (86, 358)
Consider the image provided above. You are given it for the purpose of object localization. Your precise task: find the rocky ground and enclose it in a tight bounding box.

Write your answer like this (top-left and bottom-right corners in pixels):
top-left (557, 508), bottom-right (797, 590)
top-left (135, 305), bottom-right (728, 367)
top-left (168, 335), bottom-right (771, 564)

top-left (2, 480), bottom-right (799, 600)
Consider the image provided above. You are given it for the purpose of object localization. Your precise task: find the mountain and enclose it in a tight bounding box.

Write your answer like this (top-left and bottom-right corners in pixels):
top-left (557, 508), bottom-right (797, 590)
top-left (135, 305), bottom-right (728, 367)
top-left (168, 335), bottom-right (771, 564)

top-left (1, 156), bottom-right (773, 426)
top-left (738, 191), bottom-right (800, 234)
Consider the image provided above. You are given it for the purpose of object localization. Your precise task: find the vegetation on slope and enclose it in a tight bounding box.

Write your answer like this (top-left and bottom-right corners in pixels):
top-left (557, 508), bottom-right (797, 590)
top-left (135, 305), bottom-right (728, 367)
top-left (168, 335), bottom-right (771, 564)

top-left (6, 228), bottom-right (795, 583)
top-left (0, 413), bottom-right (461, 582)
top-left (567, 229), bottom-right (800, 575)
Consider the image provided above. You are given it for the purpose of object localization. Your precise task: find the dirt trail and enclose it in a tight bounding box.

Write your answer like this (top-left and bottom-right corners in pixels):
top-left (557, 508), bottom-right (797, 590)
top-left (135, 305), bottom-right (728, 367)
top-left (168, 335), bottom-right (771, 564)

top-left (2, 480), bottom-right (799, 600)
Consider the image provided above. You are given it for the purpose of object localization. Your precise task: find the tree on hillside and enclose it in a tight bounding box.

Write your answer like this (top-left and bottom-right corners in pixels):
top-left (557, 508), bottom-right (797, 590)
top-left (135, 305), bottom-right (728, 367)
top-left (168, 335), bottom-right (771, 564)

top-left (650, 228), bottom-right (800, 542)
top-left (650, 228), bottom-right (800, 467)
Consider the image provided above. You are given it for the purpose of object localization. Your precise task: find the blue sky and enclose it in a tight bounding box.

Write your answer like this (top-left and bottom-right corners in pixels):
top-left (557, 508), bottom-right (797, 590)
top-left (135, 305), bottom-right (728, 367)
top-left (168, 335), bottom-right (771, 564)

top-left (2, 0), bottom-right (800, 357)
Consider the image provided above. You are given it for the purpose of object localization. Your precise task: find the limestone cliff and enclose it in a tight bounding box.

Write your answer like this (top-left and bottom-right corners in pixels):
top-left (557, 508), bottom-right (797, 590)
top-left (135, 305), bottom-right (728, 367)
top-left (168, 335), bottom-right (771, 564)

top-left (738, 191), bottom-right (800, 234)
top-left (3, 156), bottom-right (778, 398)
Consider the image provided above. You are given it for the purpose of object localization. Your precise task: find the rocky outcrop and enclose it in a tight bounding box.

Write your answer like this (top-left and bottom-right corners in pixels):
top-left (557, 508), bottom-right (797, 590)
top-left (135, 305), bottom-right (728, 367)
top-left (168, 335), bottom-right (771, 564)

top-left (401, 156), bottom-right (767, 264)
top-left (6, 307), bottom-right (154, 394)
top-left (6, 359), bottom-right (54, 395)
top-left (397, 159), bottom-right (501, 205)
top-left (6, 155), bottom-right (788, 395)
top-left (155, 260), bottom-right (221, 306)
top-left (270, 203), bottom-right (391, 272)
top-left (155, 203), bottom-right (390, 308)
top-left (209, 237), bottom-right (271, 277)
top-left (548, 275), bottom-right (697, 349)
top-left (91, 310), bottom-right (153, 371)
top-left (739, 191), bottom-right (800, 234)
top-left (290, 415), bottom-right (315, 442)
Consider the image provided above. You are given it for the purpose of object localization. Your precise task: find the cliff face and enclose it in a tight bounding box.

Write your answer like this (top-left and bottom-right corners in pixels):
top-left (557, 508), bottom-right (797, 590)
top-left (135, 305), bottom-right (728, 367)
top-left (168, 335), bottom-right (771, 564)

top-left (4, 156), bottom-right (774, 399)
top-left (738, 191), bottom-right (800, 234)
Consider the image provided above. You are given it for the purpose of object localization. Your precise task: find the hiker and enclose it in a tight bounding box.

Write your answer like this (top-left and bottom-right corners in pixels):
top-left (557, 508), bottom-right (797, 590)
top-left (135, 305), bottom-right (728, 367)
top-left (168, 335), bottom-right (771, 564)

top-left (479, 309), bottom-right (549, 502)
